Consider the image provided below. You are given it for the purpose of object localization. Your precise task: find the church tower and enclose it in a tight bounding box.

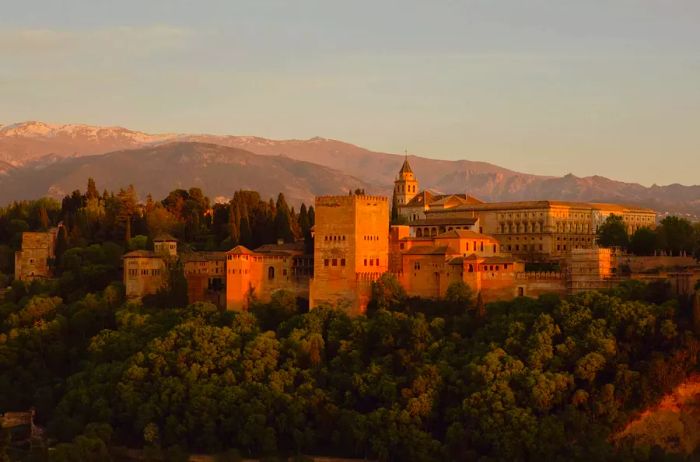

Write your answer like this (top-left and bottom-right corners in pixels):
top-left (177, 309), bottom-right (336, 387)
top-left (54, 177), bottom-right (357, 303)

top-left (393, 153), bottom-right (419, 206)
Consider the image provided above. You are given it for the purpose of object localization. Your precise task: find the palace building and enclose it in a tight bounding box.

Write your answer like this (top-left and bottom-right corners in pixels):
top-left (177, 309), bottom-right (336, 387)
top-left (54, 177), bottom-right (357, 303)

top-left (394, 162), bottom-right (656, 261)
top-left (121, 157), bottom-right (663, 316)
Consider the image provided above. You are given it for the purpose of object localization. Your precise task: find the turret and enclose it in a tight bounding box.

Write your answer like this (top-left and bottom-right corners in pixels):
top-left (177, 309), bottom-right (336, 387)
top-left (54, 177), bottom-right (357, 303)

top-left (393, 155), bottom-right (419, 206)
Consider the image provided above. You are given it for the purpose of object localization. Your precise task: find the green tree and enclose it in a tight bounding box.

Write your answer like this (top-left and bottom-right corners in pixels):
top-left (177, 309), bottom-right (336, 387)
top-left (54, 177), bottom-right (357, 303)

top-left (629, 227), bottom-right (657, 256)
top-left (274, 193), bottom-right (295, 243)
top-left (657, 216), bottom-right (695, 256)
top-left (368, 273), bottom-right (407, 313)
top-left (596, 214), bottom-right (629, 249)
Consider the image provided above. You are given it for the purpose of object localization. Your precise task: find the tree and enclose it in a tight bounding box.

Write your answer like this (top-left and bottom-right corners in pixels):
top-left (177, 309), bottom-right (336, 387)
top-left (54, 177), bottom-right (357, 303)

top-left (629, 227), bottom-right (658, 256)
top-left (445, 281), bottom-right (474, 313)
top-left (656, 216), bottom-right (695, 256)
top-left (55, 225), bottom-right (69, 266)
top-left (596, 215), bottom-right (629, 249)
top-left (274, 193), bottom-right (295, 243)
top-left (86, 177), bottom-right (99, 200)
top-left (367, 273), bottom-right (407, 313)
top-left (117, 185), bottom-right (138, 242)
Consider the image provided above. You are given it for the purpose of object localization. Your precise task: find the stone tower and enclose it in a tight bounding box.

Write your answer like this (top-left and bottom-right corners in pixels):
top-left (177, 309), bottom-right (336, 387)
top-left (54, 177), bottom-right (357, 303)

top-left (393, 155), bottom-right (419, 206)
top-left (309, 193), bottom-right (389, 315)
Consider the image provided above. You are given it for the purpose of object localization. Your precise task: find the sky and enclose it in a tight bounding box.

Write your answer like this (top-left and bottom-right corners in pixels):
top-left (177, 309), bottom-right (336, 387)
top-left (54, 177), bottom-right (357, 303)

top-left (1, 0), bottom-right (699, 186)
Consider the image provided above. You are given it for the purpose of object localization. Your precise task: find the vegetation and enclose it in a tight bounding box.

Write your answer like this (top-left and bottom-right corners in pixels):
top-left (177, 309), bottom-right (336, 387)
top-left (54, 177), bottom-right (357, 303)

top-left (2, 183), bottom-right (700, 460)
top-left (1, 272), bottom-right (698, 460)
top-left (597, 214), bottom-right (700, 258)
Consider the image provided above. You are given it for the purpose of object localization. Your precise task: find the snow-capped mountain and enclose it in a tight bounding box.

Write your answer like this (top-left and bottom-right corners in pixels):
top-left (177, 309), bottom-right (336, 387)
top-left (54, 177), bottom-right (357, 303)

top-left (1, 120), bottom-right (699, 217)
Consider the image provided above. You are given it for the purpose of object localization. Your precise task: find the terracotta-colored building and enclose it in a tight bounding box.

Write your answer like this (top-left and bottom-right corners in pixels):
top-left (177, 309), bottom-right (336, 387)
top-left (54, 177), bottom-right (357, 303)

top-left (225, 241), bottom-right (311, 311)
top-left (309, 194), bottom-right (389, 315)
top-left (14, 229), bottom-right (58, 281)
top-left (393, 159), bottom-right (656, 261)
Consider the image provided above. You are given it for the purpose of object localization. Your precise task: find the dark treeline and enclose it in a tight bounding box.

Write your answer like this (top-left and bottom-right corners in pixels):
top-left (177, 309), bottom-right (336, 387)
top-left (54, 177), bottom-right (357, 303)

top-left (597, 214), bottom-right (700, 258)
top-left (0, 179), bottom-right (315, 288)
top-left (1, 274), bottom-right (699, 461)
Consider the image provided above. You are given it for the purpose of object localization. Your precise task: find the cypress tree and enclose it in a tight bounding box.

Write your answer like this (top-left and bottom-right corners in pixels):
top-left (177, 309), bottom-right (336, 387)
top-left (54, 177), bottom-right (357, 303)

top-left (274, 193), bottom-right (294, 243)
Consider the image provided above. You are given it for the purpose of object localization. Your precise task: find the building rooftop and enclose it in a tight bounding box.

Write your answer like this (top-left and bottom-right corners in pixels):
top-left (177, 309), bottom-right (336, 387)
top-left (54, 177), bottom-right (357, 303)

top-left (399, 158), bottom-right (413, 175)
top-left (408, 217), bottom-right (478, 227)
top-left (255, 241), bottom-right (306, 254)
top-left (403, 245), bottom-right (451, 256)
top-left (123, 250), bottom-right (159, 258)
top-left (181, 251), bottom-right (227, 262)
top-left (153, 233), bottom-right (178, 242)
top-left (427, 199), bottom-right (655, 214)
top-left (435, 229), bottom-right (497, 240)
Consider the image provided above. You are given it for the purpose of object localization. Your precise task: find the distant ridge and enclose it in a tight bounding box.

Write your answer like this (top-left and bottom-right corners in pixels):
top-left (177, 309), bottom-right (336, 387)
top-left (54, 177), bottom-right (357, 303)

top-left (1, 120), bottom-right (699, 216)
top-left (0, 142), bottom-right (373, 205)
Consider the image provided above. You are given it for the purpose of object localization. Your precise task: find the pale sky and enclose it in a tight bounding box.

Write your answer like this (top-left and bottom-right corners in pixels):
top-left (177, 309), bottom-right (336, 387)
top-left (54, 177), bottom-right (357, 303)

top-left (1, 0), bottom-right (699, 186)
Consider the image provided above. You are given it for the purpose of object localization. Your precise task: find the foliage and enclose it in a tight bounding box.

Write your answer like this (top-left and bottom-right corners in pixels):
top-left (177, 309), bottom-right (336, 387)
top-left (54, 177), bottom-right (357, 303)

top-left (2, 273), bottom-right (697, 461)
top-left (596, 214), bottom-right (629, 249)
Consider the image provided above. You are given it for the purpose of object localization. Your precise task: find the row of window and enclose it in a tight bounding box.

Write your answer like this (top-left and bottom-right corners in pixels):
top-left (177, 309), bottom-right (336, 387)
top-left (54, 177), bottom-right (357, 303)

top-left (128, 268), bottom-right (161, 277)
top-left (323, 258), bottom-right (346, 267)
top-left (363, 235), bottom-right (380, 241)
top-left (396, 184), bottom-right (417, 193)
top-left (324, 235), bottom-right (346, 241)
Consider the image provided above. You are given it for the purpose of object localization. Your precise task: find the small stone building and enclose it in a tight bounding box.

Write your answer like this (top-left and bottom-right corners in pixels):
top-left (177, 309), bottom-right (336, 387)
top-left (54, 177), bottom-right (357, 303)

top-left (14, 229), bottom-right (58, 281)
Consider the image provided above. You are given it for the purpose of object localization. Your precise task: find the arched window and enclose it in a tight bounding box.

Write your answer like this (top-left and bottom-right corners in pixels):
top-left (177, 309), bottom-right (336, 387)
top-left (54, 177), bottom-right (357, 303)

top-left (268, 266), bottom-right (275, 280)
top-left (468, 264), bottom-right (474, 273)
top-left (416, 229), bottom-right (423, 237)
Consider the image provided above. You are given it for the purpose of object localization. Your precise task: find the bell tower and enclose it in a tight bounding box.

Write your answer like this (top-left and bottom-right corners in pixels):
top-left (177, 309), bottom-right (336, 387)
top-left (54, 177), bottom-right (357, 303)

top-left (393, 151), bottom-right (419, 206)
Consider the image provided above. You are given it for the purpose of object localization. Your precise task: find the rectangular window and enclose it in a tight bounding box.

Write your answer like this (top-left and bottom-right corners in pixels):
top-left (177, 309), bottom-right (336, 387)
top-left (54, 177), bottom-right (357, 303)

top-left (369, 259), bottom-right (374, 266)
top-left (340, 258), bottom-right (346, 266)
top-left (364, 258), bottom-right (367, 266)
top-left (332, 258), bottom-right (338, 266)
top-left (324, 259), bottom-right (329, 266)
top-left (375, 258), bottom-right (379, 266)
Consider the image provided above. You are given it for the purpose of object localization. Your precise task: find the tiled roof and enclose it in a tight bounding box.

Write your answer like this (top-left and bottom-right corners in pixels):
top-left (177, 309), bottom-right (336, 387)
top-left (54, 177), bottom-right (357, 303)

top-left (153, 233), bottom-right (178, 242)
top-left (399, 158), bottom-right (413, 174)
top-left (123, 250), bottom-right (159, 258)
top-left (428, 200), bottom-right (655, 214)
top-left (255, 241), bottom-right (306, 253)
top-left (181, 251), bottom-right (226, 262)
top-left (408, 217), bottom-right (478, 226)
top-left (403, 245), bottom-right (451, 255)
top-left (226, 245), bottom-right (257, 255)
top-left (435, 229), bottom-right (496, 240)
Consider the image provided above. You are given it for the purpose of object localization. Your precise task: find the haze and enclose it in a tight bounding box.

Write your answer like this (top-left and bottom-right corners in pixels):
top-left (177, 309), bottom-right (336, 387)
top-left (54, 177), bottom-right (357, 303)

top-left (1, 0), bottom-right (699, 186)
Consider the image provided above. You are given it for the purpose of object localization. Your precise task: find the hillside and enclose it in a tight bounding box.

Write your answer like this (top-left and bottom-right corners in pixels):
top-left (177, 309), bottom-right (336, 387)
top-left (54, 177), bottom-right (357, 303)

top-left (0, 142), bottom-right (372, 205)
top-left (1, 121), bottom-right (699, 215)
top-left (614, 374), bottom-right (700, 455)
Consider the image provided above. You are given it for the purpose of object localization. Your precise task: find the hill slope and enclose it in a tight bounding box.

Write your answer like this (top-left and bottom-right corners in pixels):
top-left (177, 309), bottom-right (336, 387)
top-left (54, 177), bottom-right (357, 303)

top-left (2, 121), bottom-right (699, 215)
top-left (0, 142), bottom-right (372, 205)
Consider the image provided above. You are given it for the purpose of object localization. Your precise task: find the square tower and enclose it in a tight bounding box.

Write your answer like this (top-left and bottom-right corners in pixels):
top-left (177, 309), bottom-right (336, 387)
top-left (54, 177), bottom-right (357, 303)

top-left (310, 194), bottom-right (389, 315)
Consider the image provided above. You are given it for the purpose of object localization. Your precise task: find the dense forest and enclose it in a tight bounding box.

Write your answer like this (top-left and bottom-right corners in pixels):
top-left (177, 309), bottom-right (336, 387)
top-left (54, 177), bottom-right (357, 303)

top-left (1, 181), bottom-right (700, 461)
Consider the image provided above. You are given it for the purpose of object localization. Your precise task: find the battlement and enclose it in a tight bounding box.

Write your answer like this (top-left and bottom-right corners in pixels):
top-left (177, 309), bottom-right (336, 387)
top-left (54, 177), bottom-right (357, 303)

top-left (515, 271), bottom-right (564, 280)
top-left (315, 194), bottom-right (388, 206)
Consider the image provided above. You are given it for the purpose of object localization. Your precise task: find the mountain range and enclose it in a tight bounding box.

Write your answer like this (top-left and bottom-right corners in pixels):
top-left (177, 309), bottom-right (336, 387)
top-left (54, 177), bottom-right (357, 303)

top-left (1, 121), bottom-right (699, 217)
